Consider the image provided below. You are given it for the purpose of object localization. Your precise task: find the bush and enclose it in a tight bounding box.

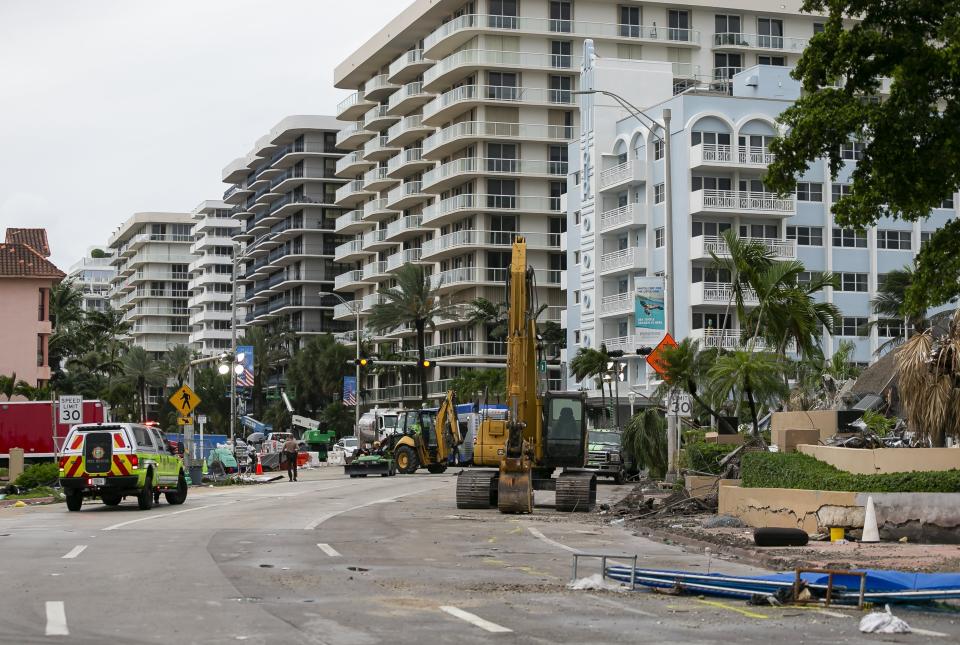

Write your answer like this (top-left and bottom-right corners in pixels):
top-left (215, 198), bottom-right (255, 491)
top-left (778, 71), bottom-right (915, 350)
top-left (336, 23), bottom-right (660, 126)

top-left (681, 441), bottom-right (737, 475)
top-left (13, 462), bottom-right (60, 490)
top-left (742, 451), bottom-right (960, 493)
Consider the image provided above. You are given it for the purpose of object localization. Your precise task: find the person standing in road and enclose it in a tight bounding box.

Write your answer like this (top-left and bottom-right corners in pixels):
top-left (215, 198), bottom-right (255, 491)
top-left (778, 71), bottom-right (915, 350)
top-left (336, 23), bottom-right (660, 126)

top-left (282, 436), bottom-right (299, 482)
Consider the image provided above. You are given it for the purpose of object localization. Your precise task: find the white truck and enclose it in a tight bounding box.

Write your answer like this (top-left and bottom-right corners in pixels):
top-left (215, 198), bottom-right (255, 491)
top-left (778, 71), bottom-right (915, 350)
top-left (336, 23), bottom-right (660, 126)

top-left (357, 407), bottom-right (401, 446)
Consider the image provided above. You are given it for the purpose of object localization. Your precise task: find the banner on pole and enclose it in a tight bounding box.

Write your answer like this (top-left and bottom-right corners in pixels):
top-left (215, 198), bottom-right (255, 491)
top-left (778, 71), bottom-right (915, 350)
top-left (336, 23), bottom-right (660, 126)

top-left (343, 375), bottom-right (358, 406)
top-left (235, 345), bottom-right (254, 387)
top-left (635, 277), bottom-right (666, 331)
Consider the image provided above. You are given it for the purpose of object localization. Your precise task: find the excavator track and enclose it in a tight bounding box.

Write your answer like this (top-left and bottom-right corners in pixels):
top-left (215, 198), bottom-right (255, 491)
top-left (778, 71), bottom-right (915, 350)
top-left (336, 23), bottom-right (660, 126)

top-left (555, 471), bottom-right (597, 512)
top-left (456, 470), bottom-right (499, 509)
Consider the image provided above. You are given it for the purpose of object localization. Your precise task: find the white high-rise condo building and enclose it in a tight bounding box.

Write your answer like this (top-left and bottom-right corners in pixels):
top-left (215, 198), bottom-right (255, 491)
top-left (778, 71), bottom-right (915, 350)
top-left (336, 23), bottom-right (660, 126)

top-left (188, 200), bottom-right (242, 356)
top-left (66, 249), bottom-right (115, 313)
top-left (332, 0), bottom-right (825, 405)
top-left (222, 116), bottom-right (351, 378)
top-left (107, 212), bottom-right (195, 356)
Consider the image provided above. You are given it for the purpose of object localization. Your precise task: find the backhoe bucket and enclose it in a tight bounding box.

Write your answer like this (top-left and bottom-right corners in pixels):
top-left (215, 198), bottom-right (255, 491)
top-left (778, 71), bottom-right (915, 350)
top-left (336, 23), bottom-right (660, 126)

top-left (344, 455), bottom-right (395, 478)
top-left (497, 457), bottom-right (533, 514)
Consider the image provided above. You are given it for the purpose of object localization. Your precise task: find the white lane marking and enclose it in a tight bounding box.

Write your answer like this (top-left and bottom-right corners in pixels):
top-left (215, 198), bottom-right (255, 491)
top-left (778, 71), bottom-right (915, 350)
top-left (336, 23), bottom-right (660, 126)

top-left (303, 483), bottom-right (447, 530)
top-left (912, 627), bottom-right (949, 638)
top-left (45, 601), bottom-right (68, 636)
top-left (588, 594), bottom-right (658, 618)
top-left (102, 501), bottom-right (238, 531)
top-left (317, 543), bottom-right (341, 557)
top-left (527, 526), bottom-right (578, 553)
top-left (61, 545), bottom-right (87, 559)
top-left (440, 606), bottom-right (512, 633)
top-left (816, 609), bottom-right (851, 619)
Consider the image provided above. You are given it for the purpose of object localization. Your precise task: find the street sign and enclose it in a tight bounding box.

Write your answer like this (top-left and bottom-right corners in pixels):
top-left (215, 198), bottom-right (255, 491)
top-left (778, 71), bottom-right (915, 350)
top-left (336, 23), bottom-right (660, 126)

top-left (646, 333), bottom-right (678, 377)
top-left (196, 415), bottom-right (207, 425)
top-left (666, 392), bottom-right (692, 418)
top-left (58, 395), bottom-right (83, 425)
top-left (537, 360), bottom-right (547, 373)
top-left (177, 416), bottom-right (193, 426)
top-left (169, 384), bottom-right (201, 417)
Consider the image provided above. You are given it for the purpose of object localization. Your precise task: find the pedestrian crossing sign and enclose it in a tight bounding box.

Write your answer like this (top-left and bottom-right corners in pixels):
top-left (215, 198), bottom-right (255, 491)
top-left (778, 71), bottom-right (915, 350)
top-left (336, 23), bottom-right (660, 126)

top-left (170, 384), bottom-right (201, 417)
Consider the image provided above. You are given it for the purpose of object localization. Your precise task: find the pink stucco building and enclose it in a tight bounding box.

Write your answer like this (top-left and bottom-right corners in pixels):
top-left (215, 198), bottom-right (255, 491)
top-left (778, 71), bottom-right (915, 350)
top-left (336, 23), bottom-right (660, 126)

top-left (0, 229), bottom-right (65, 387)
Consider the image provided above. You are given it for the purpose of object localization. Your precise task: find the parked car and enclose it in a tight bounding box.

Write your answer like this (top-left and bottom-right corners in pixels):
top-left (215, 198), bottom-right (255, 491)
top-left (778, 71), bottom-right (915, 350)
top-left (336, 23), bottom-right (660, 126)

top-left (332, 436), bottom-right (359, 462)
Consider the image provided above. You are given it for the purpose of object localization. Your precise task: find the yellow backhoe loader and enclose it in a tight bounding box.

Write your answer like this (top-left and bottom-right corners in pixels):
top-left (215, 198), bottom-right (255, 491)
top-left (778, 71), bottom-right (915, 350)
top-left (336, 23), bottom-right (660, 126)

top-left (389, 391), bottom-right (463, 474)
top-left (456, 238), bottom-right (596, 513)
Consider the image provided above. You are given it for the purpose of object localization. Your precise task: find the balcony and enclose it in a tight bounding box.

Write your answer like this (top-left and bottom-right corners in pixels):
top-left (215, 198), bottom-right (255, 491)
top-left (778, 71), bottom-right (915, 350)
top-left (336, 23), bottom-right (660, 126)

top-left (430, 266), bottom-right (559, 293)
top-left (361, 261), bottom-right (390, 282)
top-left (422, 121), bottom-right (571, 159)
top-left (364, 74), bottom-right (399, 102)
top-left (362, 134), bottom-right (399, 162)
top-left (385, 115), bottom-right (433, 148)
top-left (334, 269), bottom-right (369, 292)
top-left (384, 214), bottom-right (425, 242)
top-left (598, 161), bottom-right (646, 190)
top-left (333, 301), bottom-right (359, 321)
top-left (334, 209), bottom-right (371, 235)
top-left (690, 281), bottom-right (759, 307)
top-left (335, 151), bottom-right (374, 178)
top-left (599, 292), bottom-right (633, 317)
top-left (386, 81), bottom-right (433, 116)
top-left (363, 104), bottom-right (399, 132)
top-left (422, 156), bottom-right (566, 193)
top-left (422, 340), bottom-right (507, 360)
top-left (422, 230), bottom-right (559, 261)
top-left (602, 334), bottom-right (654, 355)
top-left (689, 143), bottom-right (776, 169)
top-left (422, 84), bottom-right (576, 126)
top-left (386, 147), bottom-right (433, 179)
top-left (361, 292), bottom-right (387, 312)
top-left (334, 179), bottom-right (373, 207)
top-left (388, 48), bottom-right (432, 84)
top-left (422, 193), bottom-right (561, 227)
top-left (335, 121), bottom-right (375, 150)
top-left (689, 235), bottom-right (796, 261)
top-left (598, 203), bottom-right (645, 233)
top-left (423, 48), bottom-right (583, 91)
top-left (386, 248), bottom-right (424, 271)
top-left (690, 189), bottom-right (795, 217)
top-left (362, 198), bottom-right (398, 222)
top-left (362, 228), bottom-right (392, 252)
top-left (386, 182), bottom-right (428, 210)
top-left (336, 90), bottom-right (374, 121)
top-left (333, 239), bottom-right (372, 263)
top-left (712, 32), bottom-right (807, 53)
top-left (363, 165), bottom-right (398, 193)
top-left (598, 247), bottom-right (646, 274)
top-left (423, 13), bottom-right (700, 60)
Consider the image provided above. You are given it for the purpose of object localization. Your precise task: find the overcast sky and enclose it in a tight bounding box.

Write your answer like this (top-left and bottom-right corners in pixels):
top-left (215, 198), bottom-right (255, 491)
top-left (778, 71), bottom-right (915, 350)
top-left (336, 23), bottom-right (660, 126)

top-left (0, 0), bottom-right (397, 269)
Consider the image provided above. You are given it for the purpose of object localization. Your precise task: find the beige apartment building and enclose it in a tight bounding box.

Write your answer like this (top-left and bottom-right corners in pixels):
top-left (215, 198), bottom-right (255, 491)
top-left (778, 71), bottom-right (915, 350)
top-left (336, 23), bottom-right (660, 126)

top-left (332, 0), bottom-right (819, 403)
top-left (188, 200), bottom-right (241, 356)
top-left (108, 212), bottom-right (195, 356)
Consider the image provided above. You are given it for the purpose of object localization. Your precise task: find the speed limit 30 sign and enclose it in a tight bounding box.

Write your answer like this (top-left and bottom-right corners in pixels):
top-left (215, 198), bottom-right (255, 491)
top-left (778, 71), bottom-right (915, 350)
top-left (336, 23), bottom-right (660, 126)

top-left (666, 392), bottom-right (692, 418)
top-left (58, 395), bottom-right (83, 425)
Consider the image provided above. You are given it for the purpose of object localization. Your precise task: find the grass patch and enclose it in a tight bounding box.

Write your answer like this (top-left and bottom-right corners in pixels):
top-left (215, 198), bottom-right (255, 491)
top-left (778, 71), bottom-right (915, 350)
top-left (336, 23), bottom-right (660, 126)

top-left (3, 486), bottom-right (64, 501)
top-left (742, 451), bottom-right (960, 493)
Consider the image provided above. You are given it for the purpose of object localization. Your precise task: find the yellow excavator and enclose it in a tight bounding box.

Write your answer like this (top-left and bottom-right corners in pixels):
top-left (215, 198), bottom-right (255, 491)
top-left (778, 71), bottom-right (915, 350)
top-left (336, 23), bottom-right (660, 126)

top-left (389, 391), bottom-right (463, 474)
top-left (456, 238), bottom-right (596, 513)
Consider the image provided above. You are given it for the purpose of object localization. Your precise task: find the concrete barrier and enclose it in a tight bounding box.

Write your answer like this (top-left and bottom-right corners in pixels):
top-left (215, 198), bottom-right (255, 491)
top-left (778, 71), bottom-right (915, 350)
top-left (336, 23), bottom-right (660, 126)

top-left (771, 411), bottom-right (837, 448)
top-left (798, 444), bottom-right (960, 475)
top-left (8, 448), bottom-right (24, 482)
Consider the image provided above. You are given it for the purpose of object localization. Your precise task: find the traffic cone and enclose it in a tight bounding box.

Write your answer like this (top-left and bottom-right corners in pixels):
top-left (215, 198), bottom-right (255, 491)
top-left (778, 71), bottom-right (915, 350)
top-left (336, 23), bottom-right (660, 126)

top-left (255, 460), bottom-right (263, 475)
top-left (861, 496), bottom-right (880, 543)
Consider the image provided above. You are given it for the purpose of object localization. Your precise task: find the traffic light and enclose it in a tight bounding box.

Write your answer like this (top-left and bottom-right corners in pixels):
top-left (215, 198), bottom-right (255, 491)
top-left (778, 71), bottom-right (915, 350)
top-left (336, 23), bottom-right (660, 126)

top-left (418, 359), bottom-right (432, 369)
top-left (354, 357), bottom-right (372, 367)
top-left (607, 349), bottom-right (625, 358)
top-left (636, 346), bottom-right (653, 356)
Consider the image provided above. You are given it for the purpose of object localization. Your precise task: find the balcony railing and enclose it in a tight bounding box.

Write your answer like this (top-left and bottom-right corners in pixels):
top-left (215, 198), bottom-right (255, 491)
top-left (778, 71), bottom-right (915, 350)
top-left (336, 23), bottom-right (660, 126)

top-left (386, 248), bottom-right (423, 271)
top-left (598, 203), bottom-right (644, 232)
top-left (599, 292), bottom-right (633, 316)
top-left (691, 143), bottom-right (776, 167)
top-left (387, 147), bottom-right (426, 174)
top-left (334, 209), bottom-right (365, 233)
top-left (599, 247), bottom-right (644, 273)
top-left (713, 32), bottom-right (807, 52)
top-left (388, 48), bottom-right (426, 79)
top-left (423, 120), bottom-right (571, 155)
top-left (422, 84), bottom-right (575, 120)
top-left (694, 281), bottom-right (759, 306)
top-left (422, 229), bottom-right (560, 257)
top-left (692, 235), bottom-right (797, 260)
top-left (424, 48), bottom-right (583, 86)
top-left (334, 270), bottom-right (364, 291)
top-left (422, 156), bottom-right (566, 189)
top-left (430, 266), bottom-right (559, 290)
top-left (598, 161), bottom-right (644, 189)
top-left (387, 81), bottom-right (429, 111)
top-left (691, 189), bottom-right (795, 215)
top-left (422, 193), bottom-right (561, 224)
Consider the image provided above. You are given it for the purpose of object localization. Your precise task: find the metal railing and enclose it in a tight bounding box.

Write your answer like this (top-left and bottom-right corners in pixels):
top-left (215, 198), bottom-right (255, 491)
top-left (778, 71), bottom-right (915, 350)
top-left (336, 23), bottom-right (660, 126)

top-left (422, 156), bottom-right (566, 188)
top-left (423, 84), bottom-right (574, 119)
top-left (422, 229), bottom-right (560, 256)
top-left (713, 32), bottom-right (807, 51)
top-left (697, 281), bottom-right (759, 305)
top-left (388, 49), bottom-right (426, 78)
top-left (422, 120), bottom-right (572, 153)
top-left (425, 48), bottom-right (583, 85)
top-left (697, 235), bottom-right (796, 259)
top-left (599, 292), bottom-right (633, 315)
top-left (422, 193), bottom-right (561, 223)
top-left (599, 247), bottom-right (642, 273)
top-left (695, 189), bottom-right (795, 214)
top-left (599, 204), bottom-right (643, 232)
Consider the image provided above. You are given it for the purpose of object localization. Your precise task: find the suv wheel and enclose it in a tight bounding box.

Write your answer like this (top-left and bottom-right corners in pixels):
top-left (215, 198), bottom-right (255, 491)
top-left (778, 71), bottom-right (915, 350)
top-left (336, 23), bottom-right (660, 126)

top-left (164, 472), bottom-right (188, 505)
top-left (613, 469), bottom-right (626, 485)
top-left (137, 471), bottom-right (154, 510)
top-left (65, 490), bottom-right (83, 512)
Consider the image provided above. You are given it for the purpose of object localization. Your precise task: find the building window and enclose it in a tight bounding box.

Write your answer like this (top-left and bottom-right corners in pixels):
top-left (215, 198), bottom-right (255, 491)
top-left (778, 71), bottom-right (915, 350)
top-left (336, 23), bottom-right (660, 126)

top-left (549, 75), bottom-right (573, 103)
top-left (655, 227), bottom-right (665, 247)
top-left (574, 250), bottom-right (581, 265)
top-left (921, 231), bottom-right (932, 246)
top-left (653, 139), bottom-right (665, 160)
top-left (832, 227), bottom-right (867, 248)
top-left (813, 22), bottom-right (825, 34)
top-left (574, 211), bottom-right (581, 225)
top-left (548, 145), bottom-right (568, 175)
top-left (692, 266), bottom-right (731, 283)
top-left (549, 0), bottom-right (572, 32)
top-left (618, 6), bottom-right (641, 38)
top-left (38, 288), bottom-right (46, 322)
top-left (693, 312), bottom-right (732, 330)
top-left (668, 9), bottom-right (691, 41)
top-left (877, 319), bottom-right (906, 337)
top-left (654, 183), bottom-right (665, 203)
top-left (840, 316), bottom-right (868, 336)
top-left (692, 221), bottom-right (732, 237)
top-left (574, 330), bottom-right (581, 344)
top-left (795, 182), bottom-right (823, 202)
top-left (616, 43), bottom-right (643, 60)
top-left (840, 141), bottom-right (866, 161)
top-left (941, 195), bottom-right (955, 209)
top-left (574, 290), bottom-right (580, 304)
top-left (757, 17), bottom-right (784, 49)
top-left (714, 52), bottom-right (743, 79)
top-left (714, 14), bottom-right (742, 45)
top-left (758, 55), bottom-right (786, 66)
top-left (786, 226), bottom-right (824, 246)
top-left (691, 176), bottom-right (732, 191)
top-left (488, 0), bottom-right (518, 29)
top-left (797, 271), bottom-right (824, 287)
top-left (832, 183), bottom-right (853, 201)
top-left (550, 40), bottom-right (572, 68)
top-left (691, 131), bottom-right (731, 147)
top-left (838, 273), bottom-right (868, 292)
top-left (877, 230), bottom-right (912, 250)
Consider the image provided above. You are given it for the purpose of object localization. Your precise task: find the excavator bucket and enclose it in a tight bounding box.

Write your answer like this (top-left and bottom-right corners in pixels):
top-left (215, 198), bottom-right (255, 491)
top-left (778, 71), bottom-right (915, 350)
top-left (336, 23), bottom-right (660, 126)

top-left (497, 457), bottom-right (533, 514)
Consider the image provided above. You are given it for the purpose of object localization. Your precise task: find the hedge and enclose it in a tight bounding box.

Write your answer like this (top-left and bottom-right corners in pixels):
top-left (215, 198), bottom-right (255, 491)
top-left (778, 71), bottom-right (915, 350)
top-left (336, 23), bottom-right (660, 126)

top-left (13, 462), bottom-right (60, 490)
top-left (741, 451), bottom-right (960, 493)
top-left (682, 441), bottom-right (737, 475)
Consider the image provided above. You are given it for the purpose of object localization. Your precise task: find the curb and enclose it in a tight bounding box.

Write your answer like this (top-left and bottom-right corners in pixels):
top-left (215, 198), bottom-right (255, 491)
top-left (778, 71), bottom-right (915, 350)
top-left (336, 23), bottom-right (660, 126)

top-left (0, 496), bottom-right (57, 508)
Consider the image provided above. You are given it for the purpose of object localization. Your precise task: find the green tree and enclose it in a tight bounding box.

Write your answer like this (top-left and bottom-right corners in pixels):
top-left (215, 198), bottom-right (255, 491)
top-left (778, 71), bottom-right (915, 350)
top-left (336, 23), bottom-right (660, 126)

top-left (240, 323), bottom-right (296, 418)
top-left (287, 334), bottom-right (352, 417)
top-left (709, 230), bottom-right (776, 325)
top-left (193, 367), bottom-right (231, 434)
top-left (708, 351), bottom-right (788, 437)
top-left (622, 408), bottom-right (668, 478)
top-left (90, 248), bottom-right (107, 259)
top-left (164, 344), bottom-right (195, 387)
top-left (367, 264), bottom-right (451, 403)
top-left (655, 339), bottom-right (732, 432)
top-left (569, 346), bottom-right (611, 424)
top-left (539, 320), bottom-right (566, 359)
top-left (321, 401), bottom-right (354, 439)
top-left (450, 368), bottom-right (506, 403)
top-left (764, 1), bottom-right (960, 311)
top-left (464, 297), bottom-right (508, 340)
top-left (863, 267), bottom-right (933, 353)
top-left (122, 347), bottom-right (166, 421)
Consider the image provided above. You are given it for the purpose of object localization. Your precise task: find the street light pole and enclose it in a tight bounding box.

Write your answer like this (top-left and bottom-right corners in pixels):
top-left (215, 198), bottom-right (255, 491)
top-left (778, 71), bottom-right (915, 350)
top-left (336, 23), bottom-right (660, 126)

top-left (230, 243), bottom-right (239, 444)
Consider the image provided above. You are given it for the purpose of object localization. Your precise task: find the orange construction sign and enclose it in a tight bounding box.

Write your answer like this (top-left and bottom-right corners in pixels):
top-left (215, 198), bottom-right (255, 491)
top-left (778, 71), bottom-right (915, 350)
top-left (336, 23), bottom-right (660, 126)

top-left (646, 333), bottom-right (678, 378)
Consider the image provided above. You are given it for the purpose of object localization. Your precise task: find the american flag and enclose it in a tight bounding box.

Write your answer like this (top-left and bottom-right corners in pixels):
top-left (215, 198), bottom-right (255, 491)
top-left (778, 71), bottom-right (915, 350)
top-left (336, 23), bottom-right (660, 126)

top-left (237, 368), bottom-right (255, 388)
top-left (343, 375), bottom-right (358, 406)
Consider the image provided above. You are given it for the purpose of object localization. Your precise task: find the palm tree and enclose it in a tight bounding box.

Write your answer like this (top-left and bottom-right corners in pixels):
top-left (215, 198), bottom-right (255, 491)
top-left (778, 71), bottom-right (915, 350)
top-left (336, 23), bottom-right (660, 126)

top-left (164, 344), bottom-right (195, 387)
top-left (655, 339), bottom-right (733, 432)
top-left (464, 297), bottom-right (509, 339)
top-left (864, 267), bottom-right (930, 353)
top-left (367, 263), bottom-right (450, 403)
top-left (708, 350), bottom-right (788, 437)
top-left (122, 347), bottom-right (166, 421)
top-left (240, 322), bottom-right (296, 417)
top-left (709, 230), bottom-right (776, 325)
top-left (570, 346), bottom-right (611, 424)
top-left (622, 408), bottom-right (668, 478)
top-left (48, 279), bottom-right (84, 329)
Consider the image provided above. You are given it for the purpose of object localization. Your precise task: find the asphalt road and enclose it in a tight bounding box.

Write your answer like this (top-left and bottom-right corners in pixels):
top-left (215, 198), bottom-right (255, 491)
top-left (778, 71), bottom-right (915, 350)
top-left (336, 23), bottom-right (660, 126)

top-left (1, 468), bottom-right (958, 644)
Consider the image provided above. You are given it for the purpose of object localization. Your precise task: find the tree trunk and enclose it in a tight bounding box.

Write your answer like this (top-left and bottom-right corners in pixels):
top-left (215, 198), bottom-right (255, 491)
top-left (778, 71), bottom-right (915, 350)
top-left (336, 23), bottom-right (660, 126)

top-left (598, 376), bottom-right (606, 428)
top-left (745, 377), bottom-right (760, 438)
top-left (138, 379), bottom-right (146, 422)
top-left (416, 319), bottom-right (428, 403)
top-left (686, 380), bottom-right (735, 434)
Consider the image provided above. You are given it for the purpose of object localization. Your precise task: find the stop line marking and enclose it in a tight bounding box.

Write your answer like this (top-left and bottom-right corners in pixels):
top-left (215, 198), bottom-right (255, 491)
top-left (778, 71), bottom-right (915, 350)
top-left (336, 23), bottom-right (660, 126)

top-left (317, 543), bottom-right (341, 557)
top-left (45, 601), bottom-right (68, 636)
top-left (61, 545), bottom-right (87, 559)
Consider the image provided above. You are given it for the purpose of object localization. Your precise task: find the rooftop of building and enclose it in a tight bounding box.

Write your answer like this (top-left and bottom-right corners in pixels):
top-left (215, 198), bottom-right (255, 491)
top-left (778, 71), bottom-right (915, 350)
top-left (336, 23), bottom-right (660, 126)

top-left (0, 228), bottom-right (65, 279)
top-left (107, 212), bottom-right (193, 247)
top-left (221, 114), bottom-right (341, 182)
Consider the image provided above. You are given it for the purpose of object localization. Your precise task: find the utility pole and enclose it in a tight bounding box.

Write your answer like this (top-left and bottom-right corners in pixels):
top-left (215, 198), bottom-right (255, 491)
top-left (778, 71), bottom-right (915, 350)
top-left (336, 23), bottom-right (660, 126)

top-left (663, 108), bottom-right (679, 481)
top-left (230, 243), bottom-right (239, 444)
